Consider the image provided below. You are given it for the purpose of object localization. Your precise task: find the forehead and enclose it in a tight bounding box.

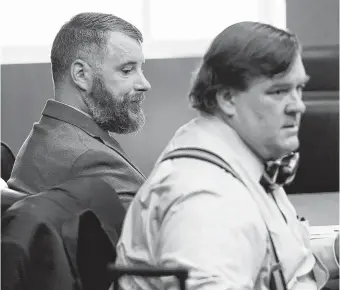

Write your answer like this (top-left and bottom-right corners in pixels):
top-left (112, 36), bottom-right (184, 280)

top-left (105, 31), bottom-right (145, 65)
top-left (271, 54), bottom-right (308, 84)
top-left (252, 54), bottom-right (309, 88)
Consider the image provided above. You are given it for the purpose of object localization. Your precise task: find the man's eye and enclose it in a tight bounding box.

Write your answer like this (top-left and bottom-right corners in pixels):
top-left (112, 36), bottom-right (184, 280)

top-left (122, 68), bottom-right (133, 74)
top-left (269, 89), bottom-right (289, 95)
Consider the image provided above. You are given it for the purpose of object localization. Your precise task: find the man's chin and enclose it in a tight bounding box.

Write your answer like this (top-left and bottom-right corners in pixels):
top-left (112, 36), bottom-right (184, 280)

top-left (126, 112), bottom-right (146, 134)
top-left (107, 119), bottom-right (145, 135)
top-left (278, 138), bottom-right (300, 158)
top-left (127, 120), bottom-right (145, 135)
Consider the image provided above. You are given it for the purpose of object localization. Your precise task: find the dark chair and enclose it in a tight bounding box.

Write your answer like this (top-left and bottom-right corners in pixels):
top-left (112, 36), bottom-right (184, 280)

top-left (1, 176), bottom-right (124, 290)
top-left (1, 142), bottom-right (15, 182)
top-left (77, 211), bottom-right (116, 290)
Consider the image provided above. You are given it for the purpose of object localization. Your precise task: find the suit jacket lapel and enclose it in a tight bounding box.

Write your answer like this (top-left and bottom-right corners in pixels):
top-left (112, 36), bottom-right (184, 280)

top-left (96, 133), bottom-right (145, 178)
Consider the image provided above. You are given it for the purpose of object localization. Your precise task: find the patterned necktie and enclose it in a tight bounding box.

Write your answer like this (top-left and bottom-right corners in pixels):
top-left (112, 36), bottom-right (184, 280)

top-left (260, 152), bottom-right (300, 193)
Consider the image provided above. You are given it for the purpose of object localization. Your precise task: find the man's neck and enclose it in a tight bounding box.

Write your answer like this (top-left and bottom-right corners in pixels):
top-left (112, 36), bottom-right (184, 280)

top-left (53, 100), bottom-right (93, 119)
top-left (54, 87), bottom-right (92, 118)
top-left (54, 86), bottom-right (90, 115)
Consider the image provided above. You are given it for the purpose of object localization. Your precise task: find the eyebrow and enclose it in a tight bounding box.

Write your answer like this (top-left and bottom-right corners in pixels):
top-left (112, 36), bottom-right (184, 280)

top-left (120, 59), bottom-right (146, 66)
top-left (271, 75), bottom-right (311, 87)
top-left (120, 61), bottom-right (138, 67)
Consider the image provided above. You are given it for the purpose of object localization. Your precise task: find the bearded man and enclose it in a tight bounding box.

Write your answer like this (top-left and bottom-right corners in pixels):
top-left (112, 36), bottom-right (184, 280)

top-left (8, 12), bottom-right (151, 210)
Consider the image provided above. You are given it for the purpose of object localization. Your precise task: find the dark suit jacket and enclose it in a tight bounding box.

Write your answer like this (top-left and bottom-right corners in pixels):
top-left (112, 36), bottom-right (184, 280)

top-left (2, 176), bottom-right (125, 290)
top-left (8, 99), bottom-right (145, 207)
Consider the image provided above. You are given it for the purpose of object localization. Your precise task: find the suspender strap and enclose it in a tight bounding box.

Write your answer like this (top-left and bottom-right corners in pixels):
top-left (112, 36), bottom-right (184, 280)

top-left (161, 147), bottom-right (288, 290)
top-left (161, 147), bottom-right (242, 181)
top-left (268, 233), bottom-right (288, 290)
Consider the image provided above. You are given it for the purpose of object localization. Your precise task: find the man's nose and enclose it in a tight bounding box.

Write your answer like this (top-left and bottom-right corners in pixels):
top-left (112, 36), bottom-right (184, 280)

top-left (135, 73), bottom-right (151, 92)
top-left (286, 90), bottom-right (306, 114)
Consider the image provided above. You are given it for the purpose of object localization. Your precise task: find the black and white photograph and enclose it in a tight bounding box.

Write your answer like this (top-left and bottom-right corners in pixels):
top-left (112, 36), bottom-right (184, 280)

top-left (1, 0), bottom-right (339, 289)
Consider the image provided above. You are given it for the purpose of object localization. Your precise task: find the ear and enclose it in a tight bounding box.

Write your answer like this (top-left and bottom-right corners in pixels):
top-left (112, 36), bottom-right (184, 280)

top-left (70, 59), bottom-right (93, 91)
top-left (216, 88), bottom-right (237, 117)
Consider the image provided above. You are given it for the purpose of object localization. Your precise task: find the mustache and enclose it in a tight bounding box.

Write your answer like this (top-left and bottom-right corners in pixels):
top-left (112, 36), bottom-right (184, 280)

top-left (130, 93), bottom-right (145, 102)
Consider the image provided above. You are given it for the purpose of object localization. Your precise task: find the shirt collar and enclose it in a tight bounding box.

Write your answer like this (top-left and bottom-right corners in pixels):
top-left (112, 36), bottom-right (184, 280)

top-left (196, 113), bottom-right (265, 183)
top-left (54, 100), bottom-right (93, 119)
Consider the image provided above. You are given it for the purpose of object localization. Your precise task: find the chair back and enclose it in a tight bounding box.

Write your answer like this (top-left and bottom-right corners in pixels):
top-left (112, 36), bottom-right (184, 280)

top-left (1, 142), bottom-right (15, 182)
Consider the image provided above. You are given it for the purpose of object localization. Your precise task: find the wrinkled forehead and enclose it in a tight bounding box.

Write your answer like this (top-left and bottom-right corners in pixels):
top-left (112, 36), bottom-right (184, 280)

top-left (105, 31), bottom-right (145, 65)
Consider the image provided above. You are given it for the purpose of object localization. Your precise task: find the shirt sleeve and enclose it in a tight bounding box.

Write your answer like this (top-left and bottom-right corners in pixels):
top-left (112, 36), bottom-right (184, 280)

top-left (157, 174), bottom-right (268, 290)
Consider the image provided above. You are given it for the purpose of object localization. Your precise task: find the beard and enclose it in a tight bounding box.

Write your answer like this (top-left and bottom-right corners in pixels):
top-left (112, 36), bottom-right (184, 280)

top-left (84, 74), bottom-right (146, 134)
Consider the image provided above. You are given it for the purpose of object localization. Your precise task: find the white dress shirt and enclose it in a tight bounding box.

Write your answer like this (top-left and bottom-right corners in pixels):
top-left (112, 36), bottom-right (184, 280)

top-left (116, 114), bottom-right (338, 290)
top-left (0, 177), bottom-right (8, 189)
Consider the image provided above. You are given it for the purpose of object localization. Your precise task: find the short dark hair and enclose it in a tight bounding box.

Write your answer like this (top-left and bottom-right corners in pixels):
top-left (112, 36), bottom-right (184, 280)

top-left (189, 22), bottom-right (301, 114)
top-left (51, 12), bottom-right (143, 84)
